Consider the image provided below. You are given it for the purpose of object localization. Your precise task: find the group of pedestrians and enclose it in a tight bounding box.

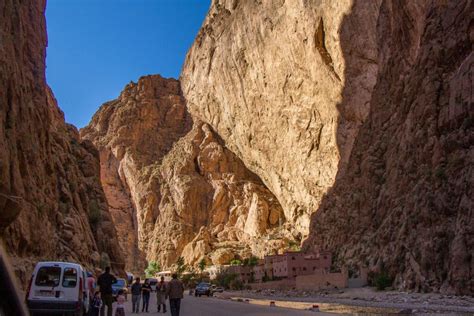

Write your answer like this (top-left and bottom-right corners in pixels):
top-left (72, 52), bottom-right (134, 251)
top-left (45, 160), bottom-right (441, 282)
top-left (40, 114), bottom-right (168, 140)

top-left (88, 266), bottom-right (123, 316)
top-left (130, 274), bottom-right (184, 315)
top-left (87, 267), bottom-right (184, 316)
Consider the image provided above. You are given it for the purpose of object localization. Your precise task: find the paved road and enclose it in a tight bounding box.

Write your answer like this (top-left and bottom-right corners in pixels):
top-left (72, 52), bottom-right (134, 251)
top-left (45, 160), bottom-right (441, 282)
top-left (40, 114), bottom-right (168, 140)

top-left (114, 293), bottom-right (327, 316)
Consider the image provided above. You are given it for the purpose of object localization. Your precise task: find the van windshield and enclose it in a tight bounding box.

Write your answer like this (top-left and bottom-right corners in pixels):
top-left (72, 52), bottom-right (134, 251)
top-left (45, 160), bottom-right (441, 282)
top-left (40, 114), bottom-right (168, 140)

top-left (62, 268), bottom-right (78, 287)
top-left (35, 266), bottom-right (61, 287)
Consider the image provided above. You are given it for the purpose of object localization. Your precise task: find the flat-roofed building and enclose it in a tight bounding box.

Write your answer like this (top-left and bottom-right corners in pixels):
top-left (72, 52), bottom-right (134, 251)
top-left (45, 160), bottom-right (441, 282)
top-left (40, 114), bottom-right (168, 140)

top-left (254, 251), bottom-right (333, 280)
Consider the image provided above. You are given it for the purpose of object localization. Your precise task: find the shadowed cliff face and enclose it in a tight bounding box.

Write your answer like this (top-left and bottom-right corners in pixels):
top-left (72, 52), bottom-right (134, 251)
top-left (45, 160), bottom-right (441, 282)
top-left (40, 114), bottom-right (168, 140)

top-left (0, 0), bottom-right (125, 282)
top-left (308, 0), bottom-right (473, 295)
top-left (82, 75), bottom-right (293, 269)
top-left (181, 0), bottom-right (473, 294)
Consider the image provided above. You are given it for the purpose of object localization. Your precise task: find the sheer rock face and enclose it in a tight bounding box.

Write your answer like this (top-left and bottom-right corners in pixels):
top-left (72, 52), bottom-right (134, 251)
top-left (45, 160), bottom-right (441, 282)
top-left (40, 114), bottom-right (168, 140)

top-left (0, 0), bottom-right (124, 283)
top-left (81, 75), bottom-right (190, 273)
top-left (82, 75), bottom-right (291, 268)
top-left (181, 0), bottom-right (382, 237)
top-left (181, 0), bottom-right (473, 294)
top-left (306, 1), bottom-right (474, 295)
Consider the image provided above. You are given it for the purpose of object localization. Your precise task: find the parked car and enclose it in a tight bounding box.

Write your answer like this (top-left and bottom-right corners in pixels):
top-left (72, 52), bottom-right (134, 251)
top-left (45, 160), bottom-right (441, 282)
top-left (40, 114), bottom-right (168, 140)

top-left (112, 278), bottom-right (128, 298)
top-left (195, 282), bottom-right (212, 297)
top-left (26, 261), bottom-right (90, 316)
top-left (148, 278), bottom-right (158, 292)
top-left (212, 285), bottom-right (224, 293)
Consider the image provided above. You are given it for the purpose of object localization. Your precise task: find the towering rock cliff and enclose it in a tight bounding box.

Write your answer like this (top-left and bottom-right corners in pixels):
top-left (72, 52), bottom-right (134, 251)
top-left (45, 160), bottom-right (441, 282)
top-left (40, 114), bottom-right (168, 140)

top-left (181, 0), bottom-right (381, 237)
top-left (0, 0), bottom-right (124, 282)
top-left (181, 0), bottom-right (473, 294)
top-left (81, 75), bottom-right (293, 269)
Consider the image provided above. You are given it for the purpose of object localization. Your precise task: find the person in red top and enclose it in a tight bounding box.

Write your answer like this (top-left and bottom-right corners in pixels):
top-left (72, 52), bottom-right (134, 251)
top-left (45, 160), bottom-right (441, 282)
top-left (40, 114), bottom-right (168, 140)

top-left (87, 271), bottom-right (96, 303)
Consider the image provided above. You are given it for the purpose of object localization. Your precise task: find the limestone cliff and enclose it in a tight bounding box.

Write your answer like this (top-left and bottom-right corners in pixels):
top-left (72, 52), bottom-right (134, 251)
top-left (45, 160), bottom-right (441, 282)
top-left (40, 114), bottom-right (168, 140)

top-left (181, 0), bottom-right (381, 237)
top-left (181, 0), bottom-right (473, 294)
top-left (0, 0), bottom-right (125, 282)
top-left (81, 75), bottom-right (293, 269)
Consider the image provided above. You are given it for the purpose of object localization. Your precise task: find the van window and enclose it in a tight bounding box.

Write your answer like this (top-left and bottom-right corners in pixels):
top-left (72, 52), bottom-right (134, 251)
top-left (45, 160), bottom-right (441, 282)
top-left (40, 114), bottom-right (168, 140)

top-left (35, 267), bottom-right (61, 287)
top-left (62, 268), bottom-right (78, 287)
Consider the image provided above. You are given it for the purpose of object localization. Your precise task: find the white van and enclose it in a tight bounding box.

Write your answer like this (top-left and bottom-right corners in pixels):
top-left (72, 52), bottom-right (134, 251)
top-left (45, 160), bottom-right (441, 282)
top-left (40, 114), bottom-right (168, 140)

top-left (26, 261), bottom-right (89, 316)
top-left (156, 270), bottom-right (172, 282)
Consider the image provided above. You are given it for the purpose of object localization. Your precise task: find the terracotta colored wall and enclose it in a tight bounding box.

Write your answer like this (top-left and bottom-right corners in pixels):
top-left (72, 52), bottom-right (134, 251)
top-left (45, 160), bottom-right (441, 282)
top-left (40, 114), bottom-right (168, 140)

top-left (296, 269), bottom-right (348, 290)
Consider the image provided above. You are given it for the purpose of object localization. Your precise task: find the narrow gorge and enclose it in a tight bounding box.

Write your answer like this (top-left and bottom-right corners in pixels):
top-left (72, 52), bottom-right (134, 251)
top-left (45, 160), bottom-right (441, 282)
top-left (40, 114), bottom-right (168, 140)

top-left (0, 0), bottom-right (472, 297)
top-left (81, 75), bottom-right (293, 273)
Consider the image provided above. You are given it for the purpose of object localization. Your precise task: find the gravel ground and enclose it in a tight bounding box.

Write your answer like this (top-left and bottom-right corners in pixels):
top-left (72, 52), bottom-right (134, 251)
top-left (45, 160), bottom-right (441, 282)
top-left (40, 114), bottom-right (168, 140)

top-left (216, 287), bottom-right (474, 315)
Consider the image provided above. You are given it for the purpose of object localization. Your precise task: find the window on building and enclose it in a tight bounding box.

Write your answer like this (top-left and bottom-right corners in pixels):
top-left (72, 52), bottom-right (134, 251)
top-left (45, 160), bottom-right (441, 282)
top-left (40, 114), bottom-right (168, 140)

top-left (324, 256), bottom-right (327, 259)
top-left (292, 267), bottom-right (296, 271)
top-left (292, 257), bottom-right (295, 260)
top-left (303, 267), bottom-right (306, 271)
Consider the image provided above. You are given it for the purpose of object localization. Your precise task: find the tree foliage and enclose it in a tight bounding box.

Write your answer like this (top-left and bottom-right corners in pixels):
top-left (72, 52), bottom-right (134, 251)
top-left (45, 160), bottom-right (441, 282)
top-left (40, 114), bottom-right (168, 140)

top-left (145, 261), bottom-right (160, 278)
top-left (198, 258), bottom-right (206, 273)
top-left (230, 259), bottom-right (242, 266)
top-left (176, 256), bottom-right (186, 276)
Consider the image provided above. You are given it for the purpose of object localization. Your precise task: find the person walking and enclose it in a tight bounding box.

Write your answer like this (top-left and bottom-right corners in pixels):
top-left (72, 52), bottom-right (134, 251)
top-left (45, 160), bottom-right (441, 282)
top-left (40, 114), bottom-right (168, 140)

top-left (141, 279), bottom-right (152, 312)
top-left (97, 267), bottom-right (117, 316)
top-left (166, 274), bottom-right (184, 316)
top-left (130, 277), bottom-right (142, 314)
top-left (156, 276), bottom-right (167, 313)
top-left (89, 291), bottom-right (102, 316)
top-left (87, 271), bottom-right (96, 304)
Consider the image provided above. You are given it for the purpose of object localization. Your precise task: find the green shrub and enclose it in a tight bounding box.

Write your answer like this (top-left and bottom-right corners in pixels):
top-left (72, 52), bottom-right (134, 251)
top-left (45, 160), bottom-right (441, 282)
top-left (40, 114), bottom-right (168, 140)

top-left (374, 271), bottom-right (392, 291)
top-left (215, 273), bottom-right (238, 289)
top-left (176, 256), bottom-right (186, 276)
top-left (288, 240), bottom-right (301, 251)
top-left (198, 258), bottom-right (207, 273)
top-left (230, 278), bottom-right (244, 290)
top-left (230, 259), bottom-right (242, 266)
top-left (145, 261), bottom-right (160, 278)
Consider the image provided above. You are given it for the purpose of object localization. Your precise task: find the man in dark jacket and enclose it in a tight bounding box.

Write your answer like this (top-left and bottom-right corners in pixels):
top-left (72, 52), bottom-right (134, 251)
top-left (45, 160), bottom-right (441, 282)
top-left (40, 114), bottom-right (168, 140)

top-left (97, 267), bottom-right (117, 316)
top-left (166, 274), bottom-right (184, 316)
top-left (131, 277), bottom-right (142, 313)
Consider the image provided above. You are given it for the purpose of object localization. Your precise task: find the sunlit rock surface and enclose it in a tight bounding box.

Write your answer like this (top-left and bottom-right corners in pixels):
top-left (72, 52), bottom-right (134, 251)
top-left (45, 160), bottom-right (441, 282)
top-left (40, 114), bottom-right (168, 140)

top-left (82, 75), bottom-right (293, 269)
top-left (181, 0), bottom-right (473, 294)
top-left (181, 0), bottom-right (381, 237)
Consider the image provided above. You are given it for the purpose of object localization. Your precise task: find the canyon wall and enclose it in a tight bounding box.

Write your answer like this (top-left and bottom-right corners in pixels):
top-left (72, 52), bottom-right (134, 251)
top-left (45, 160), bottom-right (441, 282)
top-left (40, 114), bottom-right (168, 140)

top-left (181, 0), bottom-right (473, 294)
top-left (181, 0), bottom-right (381, 238)
top-left (0, 0), bottom-right (124, 282)
top-left (81, 75), bottom-right (293, 270)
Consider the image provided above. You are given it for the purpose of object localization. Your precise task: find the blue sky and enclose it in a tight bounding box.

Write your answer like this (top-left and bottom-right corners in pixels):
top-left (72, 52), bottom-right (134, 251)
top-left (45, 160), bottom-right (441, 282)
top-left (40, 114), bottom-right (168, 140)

top-left (46, 0), bottom-right (210, 128)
